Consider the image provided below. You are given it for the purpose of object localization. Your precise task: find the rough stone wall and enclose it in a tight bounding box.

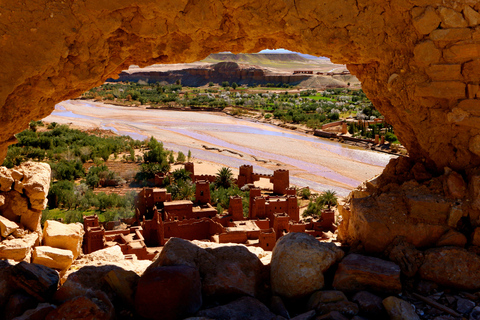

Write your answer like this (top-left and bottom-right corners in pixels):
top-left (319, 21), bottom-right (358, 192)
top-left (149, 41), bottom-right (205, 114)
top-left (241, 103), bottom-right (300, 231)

top-left (1, 0), bottom-right (480, 171)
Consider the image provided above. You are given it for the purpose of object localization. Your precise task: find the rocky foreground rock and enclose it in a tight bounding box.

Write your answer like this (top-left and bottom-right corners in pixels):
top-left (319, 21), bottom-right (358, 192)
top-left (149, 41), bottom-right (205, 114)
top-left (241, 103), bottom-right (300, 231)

top-left (2, 234), bottom-right (480, 320)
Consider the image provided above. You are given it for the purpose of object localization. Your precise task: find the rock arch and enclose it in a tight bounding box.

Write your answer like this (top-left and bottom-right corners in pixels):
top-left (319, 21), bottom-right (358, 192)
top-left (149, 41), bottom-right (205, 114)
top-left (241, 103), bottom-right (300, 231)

top-left (1, 0), bottom-right (480, 172)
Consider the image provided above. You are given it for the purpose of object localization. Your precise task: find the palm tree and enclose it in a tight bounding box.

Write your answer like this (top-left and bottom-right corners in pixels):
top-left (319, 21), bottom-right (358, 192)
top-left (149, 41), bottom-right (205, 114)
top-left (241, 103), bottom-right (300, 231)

top-left (318, 190), bottom-right (338, 209)
top-left (172, 168), bottom-right (191, 182)
top-left (215, 167), bottom-right (233, 189)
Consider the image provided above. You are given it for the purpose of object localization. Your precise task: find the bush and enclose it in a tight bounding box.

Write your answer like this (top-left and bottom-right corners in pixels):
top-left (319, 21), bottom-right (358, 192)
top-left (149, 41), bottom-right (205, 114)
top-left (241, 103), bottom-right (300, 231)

top-left (51, 160), bottom-right (85, 181)
top-left (176, 151), bottom-right (186, 163)
top-left (384, 132), bottom-right (398, 143)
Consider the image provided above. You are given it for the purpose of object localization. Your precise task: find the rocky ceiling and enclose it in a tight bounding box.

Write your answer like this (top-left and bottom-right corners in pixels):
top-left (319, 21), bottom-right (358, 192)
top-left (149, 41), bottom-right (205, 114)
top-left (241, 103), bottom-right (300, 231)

top-left (1, 0), bottom-right (479, 172)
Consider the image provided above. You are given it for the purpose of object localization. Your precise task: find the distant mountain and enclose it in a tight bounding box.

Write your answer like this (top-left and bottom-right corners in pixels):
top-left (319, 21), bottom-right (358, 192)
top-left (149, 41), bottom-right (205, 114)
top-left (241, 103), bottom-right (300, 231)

top-left (203, 53), bottom-right (311, 64)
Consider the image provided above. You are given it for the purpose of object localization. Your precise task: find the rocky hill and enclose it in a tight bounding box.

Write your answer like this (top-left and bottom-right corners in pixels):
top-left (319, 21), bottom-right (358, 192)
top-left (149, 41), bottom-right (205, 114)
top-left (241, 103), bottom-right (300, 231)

top-left (203, 53), bottom-right (313, 64)
top-left (110, 60), bottom-right (359, 88)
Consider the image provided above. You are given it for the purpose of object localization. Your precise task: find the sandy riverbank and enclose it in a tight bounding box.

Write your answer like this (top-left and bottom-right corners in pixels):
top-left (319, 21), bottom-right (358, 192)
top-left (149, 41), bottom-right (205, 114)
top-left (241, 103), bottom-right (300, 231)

top-left (44, 100), bottom-right (396, 195)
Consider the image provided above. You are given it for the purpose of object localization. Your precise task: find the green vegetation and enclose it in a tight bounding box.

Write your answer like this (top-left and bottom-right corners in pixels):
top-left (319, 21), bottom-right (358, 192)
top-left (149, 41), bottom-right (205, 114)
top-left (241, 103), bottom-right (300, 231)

top-left (135, 137), bottom-right (170, 184)
top-left (84, 83), bottom-right (394, 138)
top-left (302, 189), bottom-right (338, 218)
top-left (3, 123), bottom-right (142, 168)
top-left (2, 123), bottom-right (147, 224)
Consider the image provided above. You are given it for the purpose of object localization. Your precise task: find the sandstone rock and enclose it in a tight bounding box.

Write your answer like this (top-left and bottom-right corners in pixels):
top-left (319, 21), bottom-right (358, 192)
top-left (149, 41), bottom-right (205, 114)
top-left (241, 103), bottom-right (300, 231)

top-left (10, 169), bottom-right (23, 181)
top-left (426, 64), bottom-right (462, 81)
top-left (386, 237), bottom-right (424, 277)
top-left (270, 233), bottom-right (344, 299)
top-left (414, 41), bottom-right (442, 65)
top-left (153, 237), bottom-right (265, 298)
top-left (33, 246), bottom-right (74, 270)
top-left (468, 84), bottom-right (480, 99)
top-left (43, 220), bottom-right (84, 260)
top-left (12, 303), bottom-right (56, 320)
top-left (12, 261), bottom-right (59, 301)
top-left (20, 209), bottom-right (43, 234)
top-left (19, 162), bottom-right (51, 211)
top-left (436, 229), bottom-right (467, 247)
top-left (464, 6), bottom-right (480, 26)
top-left (472, 227), bottom-right (480, 246)
top-left (413, 6), bottom-right (441, 35)
top-left (444, 43), bottom-right (480, 63)
top-left (448, 205), bottom-right (465, 228)
top-left (270, 296), bottom-right (290, 319)
top-left (307, 290), bottom-right (359, 317)
top-left (430, 28), bottom-right (471, 42)
top-left (0, 190), bottom-right (29, 222)
top-left (0, 260), bottom-right (14, 309)
top-left (0, 194), bottom-right (4, 207)
top-left (333, 254), bottom-right (402, 294)
top-left (4, 292), bottom-right (38, 320)
top-left (103, 268), bottom-right (139, 308)
top-left (382, 296), bottom-right (420, 320)
top-left (0, 232), bottom-right (38, 261)
top-left (419, 247), bottom-right (480, 290)
top-left (46, 294), bottom-right (113, 320)
top-left (340, 187), bottom-right (449, 253)
top-left (196, 296), bottom-right (276, 320)
top-left (0, 214), bottom-right (19, 237)
top-left (444, 170), bottom-right (467, 199)
top-left (0, 167), bottom-right (14, 192)
top-left (438, 7), bottom-right (468, 28)
top-left (14, 179), bottom-right (24, 194)
top-left (462, 60), bottom-right (480, 82)
top-left (135, 265), bottom-right (202, 320)
top-left (352, 291), bottom-right (385, 318)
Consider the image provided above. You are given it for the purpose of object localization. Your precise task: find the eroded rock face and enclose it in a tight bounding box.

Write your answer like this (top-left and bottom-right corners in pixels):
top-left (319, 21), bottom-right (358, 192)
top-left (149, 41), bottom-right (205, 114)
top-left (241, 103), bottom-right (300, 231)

top-left (1, 1), bottom-right (480, 171)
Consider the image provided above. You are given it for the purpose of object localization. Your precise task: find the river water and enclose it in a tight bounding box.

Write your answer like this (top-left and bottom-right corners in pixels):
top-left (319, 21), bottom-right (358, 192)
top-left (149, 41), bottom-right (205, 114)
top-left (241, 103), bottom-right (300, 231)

top-left (44, 100), bottom-right (396, 196)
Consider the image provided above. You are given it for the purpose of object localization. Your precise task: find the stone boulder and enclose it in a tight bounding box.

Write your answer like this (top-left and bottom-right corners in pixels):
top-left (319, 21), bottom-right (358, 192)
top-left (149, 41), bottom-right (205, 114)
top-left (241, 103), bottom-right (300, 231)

top-left (382, 296), bottom-right (420, 320)
top-left (196, 296), bottom-right (277, 320)
top-left (43, 220), bottom-right (84, 260)
top-left (153, 238), bottom-right (266, 298)
top-left (333, 254), bottom-right (402, 294)
top-left (0, 214), bottom-right (19, 237)
top-left (103, 269), bottom-right (139, 309)
top-left (46, 292), bottom-right (113, 320)
top-left (351, 291), bottom-right (385, 318)
top-left (18, 162), bottom-right (51, 211)
top-left (339, 183), bottom-right (450, 253)
top-left (11, 261), bottom-right (59, 302)
top-left (0, 167), bottom-right (14, 192)
top-left (12, 303), bottom-right (56, 320)
top-left (270, 233), bottom-right (344, 299)
top-left (307, 290), bottom-right (359, 317)
top-left (386, 237), bottom-right (424, 277)
top-left (0, 190), bottom-right (29, 222)
top-left (0, 232), bottom-right (38, 261)
top-left (33, 246), bottom-right (74, 270)
top-left (135, 265), bottom-right (202, 320)
top-left (419, 247), bottom-right (480, 290)
top-left (4, 292), bottom-right (38, 320)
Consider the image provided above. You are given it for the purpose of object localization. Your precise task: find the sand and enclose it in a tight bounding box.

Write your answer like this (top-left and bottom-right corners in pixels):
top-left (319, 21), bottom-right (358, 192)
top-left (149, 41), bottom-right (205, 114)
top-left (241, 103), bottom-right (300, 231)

top-left (44, 100), bottom-right (395, 195)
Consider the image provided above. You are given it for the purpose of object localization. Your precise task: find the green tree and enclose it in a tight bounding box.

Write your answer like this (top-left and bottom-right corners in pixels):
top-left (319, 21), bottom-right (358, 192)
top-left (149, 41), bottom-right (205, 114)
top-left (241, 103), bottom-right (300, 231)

top-left (231, 82), bottom-right (238, 90)
top-left (172, 168), bottom-right (191, 182)
top-left (318, 190), bottom-right (338, 209)
top-left (215, 167), bottom-right (233, 189)
top-left (187, 150), bottom-right (192, 162)
top-left (208, 82), bottom-right (214, 87)
top-left (222, 81), bottom-right (230, 88)
top-left (177, 151), bottom-right (186, 163)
